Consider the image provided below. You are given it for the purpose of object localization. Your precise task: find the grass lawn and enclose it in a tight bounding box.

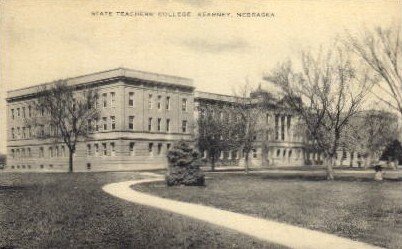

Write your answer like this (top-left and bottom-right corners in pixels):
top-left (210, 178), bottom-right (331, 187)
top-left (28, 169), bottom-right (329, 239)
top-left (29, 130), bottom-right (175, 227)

top-left (0, 172), bottom-right (286, 249)
top-left (137, 173), bottom-right (402, 249)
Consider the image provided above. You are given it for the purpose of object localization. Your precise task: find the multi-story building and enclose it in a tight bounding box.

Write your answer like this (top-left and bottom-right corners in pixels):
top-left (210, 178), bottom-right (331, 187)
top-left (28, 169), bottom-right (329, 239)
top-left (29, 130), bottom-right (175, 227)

top-left (194, 89), bottom-right (306, 167)
top-left (6, 68), bottom-right (194, 172)
top-left (7, 67), bottom-right (390, 172)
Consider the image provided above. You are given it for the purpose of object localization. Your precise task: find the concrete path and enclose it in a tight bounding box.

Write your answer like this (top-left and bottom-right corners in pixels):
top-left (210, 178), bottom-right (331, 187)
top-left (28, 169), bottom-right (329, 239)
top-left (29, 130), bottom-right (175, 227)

top-left (102, 176), bottom-right (383, 249)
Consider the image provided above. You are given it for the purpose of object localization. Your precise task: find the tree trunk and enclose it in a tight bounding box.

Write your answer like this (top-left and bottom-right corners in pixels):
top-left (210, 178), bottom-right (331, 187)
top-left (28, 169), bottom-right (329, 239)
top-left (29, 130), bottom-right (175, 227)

top-left (245, 152), bottom-right (250, 174)
top-left (211, 154), bottom-right (215, 172)
top-left (326, 157), bottom-right (335, 180)
top-left (68, 148), bottom-right (74, 173)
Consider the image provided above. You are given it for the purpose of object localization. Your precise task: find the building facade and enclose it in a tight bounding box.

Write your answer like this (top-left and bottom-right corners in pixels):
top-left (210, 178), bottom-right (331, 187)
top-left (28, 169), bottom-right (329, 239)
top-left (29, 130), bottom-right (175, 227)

top-left (6, 68), bottom-right (194, 172)
top-left (6, 68), bottom-right (387, 172)
top-left (194, 90), bottom-right (306, 167)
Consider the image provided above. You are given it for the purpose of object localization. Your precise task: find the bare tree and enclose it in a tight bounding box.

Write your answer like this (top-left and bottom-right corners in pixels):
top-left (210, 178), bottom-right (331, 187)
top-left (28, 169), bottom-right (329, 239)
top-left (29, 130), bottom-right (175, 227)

top-left (26, 80), bottom-right (99, 172)
top-left (344, 110), bottom-right (399, 167)
top-left (265, 47), bottom-right (371, 180)
top-left (348, 26), bottom-right (402, 115)
top-left (233, 83), bottom-right (267, 174)
top-left (197, 104), bottom-right (243, 171)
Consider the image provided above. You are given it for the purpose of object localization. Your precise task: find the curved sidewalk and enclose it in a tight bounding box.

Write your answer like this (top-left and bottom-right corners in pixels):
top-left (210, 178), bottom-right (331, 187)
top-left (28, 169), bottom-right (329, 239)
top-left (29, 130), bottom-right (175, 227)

top-left (102, 177), bottom-right (383, 249)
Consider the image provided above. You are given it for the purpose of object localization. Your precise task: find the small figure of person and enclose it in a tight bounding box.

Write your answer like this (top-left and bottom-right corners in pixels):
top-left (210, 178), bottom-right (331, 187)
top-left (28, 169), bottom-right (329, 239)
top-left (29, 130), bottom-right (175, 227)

top-left (374, 165), bottom-right (383, 181)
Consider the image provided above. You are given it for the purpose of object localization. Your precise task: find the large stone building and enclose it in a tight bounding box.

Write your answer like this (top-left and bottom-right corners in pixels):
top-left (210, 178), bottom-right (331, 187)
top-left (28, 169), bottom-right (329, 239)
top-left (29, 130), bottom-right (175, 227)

top-left (6, 68), bottom-right (194, 172)
top-left (194, 90), bottom-right (305, 167)
top-left (7, 68), bottom-right (388, 172)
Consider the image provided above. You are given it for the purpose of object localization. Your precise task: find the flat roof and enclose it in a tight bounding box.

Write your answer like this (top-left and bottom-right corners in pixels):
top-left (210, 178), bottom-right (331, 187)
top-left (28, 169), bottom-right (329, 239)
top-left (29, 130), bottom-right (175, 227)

top-left (194, 91), bottom-right (245, 103)
top-left (7, 67), bottom-right (194, 100)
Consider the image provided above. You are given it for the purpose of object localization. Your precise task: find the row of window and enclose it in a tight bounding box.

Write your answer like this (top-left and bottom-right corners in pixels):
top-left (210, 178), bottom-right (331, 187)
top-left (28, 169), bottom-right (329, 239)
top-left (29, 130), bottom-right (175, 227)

top-left (11, 126), bottom-right (33, 139)
top-left (10, 106), bottom-right (33, 120)
top-left (11, 117), bottom-right (189, 140)
top-left (87, 142), bottom-right (172, 156)
top-left (100, 91), bottom-right (189, 111)
top-left (10, 93), bottom-right (189, 122)
top-left (87, 143), bottom-right (116, 156)
top-left (8, 164), bottom-right (52, 170)
top-left (10, 146), bottom-right (67, 159)
top-left (91, 117), bottom-right (188, 133)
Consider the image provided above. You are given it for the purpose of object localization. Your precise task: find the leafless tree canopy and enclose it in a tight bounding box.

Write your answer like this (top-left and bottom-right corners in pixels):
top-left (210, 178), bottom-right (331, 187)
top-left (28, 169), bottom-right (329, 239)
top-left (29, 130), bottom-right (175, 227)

top-left (348, 26), bottom-right (402, 114)
top-left (197, 103), bottom-right (243, 171)
top-left (344, 110), bottom-right (399, 166)
top-left (26, 80), bottom-right (100, 172)
top-left (232, 83), bottom-right (271, 174)
top-left (266, 47), bottom-right (372, 179)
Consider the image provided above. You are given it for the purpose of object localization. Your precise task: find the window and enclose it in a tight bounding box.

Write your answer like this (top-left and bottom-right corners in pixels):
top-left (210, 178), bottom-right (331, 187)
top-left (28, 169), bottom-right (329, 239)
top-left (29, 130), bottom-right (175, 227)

top-left (182, 98), bottom-right (187, 111)
top-left (102, 143), bottom-right (107, 156)
top-left (157, 118), bottom-right (161, 131)
top-left (49, 147), bottom-right (53, 158)
top-left (21, 148), bottom-right (25, 158)
top-left (110, 92), bottom-right (116, 107)
top-left (28, 106), bottom-right (32, 117)
top-left (40, 125), bottom-right (45, 137)
top-left (129, 92), bottom-right (135, 107)
top-left (130, 142), bottom-right (135, 156)
top-left (275, 115), bottom-right (279, 140)
top-left (103, 117), bottom-right (107, 130)
top-left (111, 116), bottom-right (116, 130)
top-left (87, 144), bottom-right (91, 156)
top-left (102, 93), bottom-right (107, 108)
top-left (281, 116), bottom-right (285, 141)
top-left (28, 126), bottom-right (32, 138)
top-left (87, 163), bottom-right (91, 170)
top-left (276, 149), bottom-right (281, 157)
top-left (157, 143), bottom-right (162, 155)
top-left (61, 146), bottom-right (65, 157)
top-left (182, 120), bottom-right (187, 133)
top-left (167, 143), bottom-right (171, 151)
top-left (17, 127), bottom-right (20, 139)
top-left (166, 96), bottom-right (170, 110)
top-left (166, 119), bottom-right (170, 132)
top-left (94, 144), bottom-right (99, 156)
top-left (11, 109), bottom-right (14, 119)
top-left (110, 142), bottom-right (115, 156)
top-left (11, 128), bottom-right (15, 139)
top-left (55, 146), bottom-right (59, 157)
top-left (289, 150), bottom-right (292, 158)
top-left (95, 95), bottom-right (99, 109)
top-left (11, 149), bottom-right (15, 159)
top-left (88, 119), bottom-right (93, 132)
top-left (148, 143), bottom-right (153, 156)
top-left (22, 107), bottom-right (26, 118)
top-left (157, 95), bottom-right (162, 110)
top-left (148, 94), bottom-right (153, 109)
top-left (39, 147), bottom-right (44, 158)
top-left (148, 118), bottom-right (152, 131)
top-left (95, 118), bottom-right (99, 132)
top-left (129, 116), bottom-right (134, 130)
top-left (17, 108), bottom-right (20, 117)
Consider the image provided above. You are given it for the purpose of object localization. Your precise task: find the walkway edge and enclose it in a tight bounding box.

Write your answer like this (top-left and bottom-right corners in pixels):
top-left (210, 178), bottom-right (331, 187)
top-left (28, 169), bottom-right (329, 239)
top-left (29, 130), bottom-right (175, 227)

top-left (102, 178), bottom-right (383, 249)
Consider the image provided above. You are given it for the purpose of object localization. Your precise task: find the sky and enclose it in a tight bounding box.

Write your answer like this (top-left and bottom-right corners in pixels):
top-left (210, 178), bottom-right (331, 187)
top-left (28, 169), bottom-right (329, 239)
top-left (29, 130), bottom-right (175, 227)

top-left (0, 0), bottom-right (400, 154)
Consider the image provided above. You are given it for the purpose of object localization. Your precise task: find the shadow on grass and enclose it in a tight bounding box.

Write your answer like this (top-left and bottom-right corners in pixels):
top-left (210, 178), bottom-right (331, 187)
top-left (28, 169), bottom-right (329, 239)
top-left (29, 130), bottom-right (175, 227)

top-left (0, 185), bottom-right (31, 191)
top-left (259, 174), bottom-right (402, 182)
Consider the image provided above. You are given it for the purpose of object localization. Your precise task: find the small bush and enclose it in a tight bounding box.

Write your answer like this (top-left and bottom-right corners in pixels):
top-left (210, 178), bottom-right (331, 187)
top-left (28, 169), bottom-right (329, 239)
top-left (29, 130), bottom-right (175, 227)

top-left (166, 141), bottom-right (205, 186)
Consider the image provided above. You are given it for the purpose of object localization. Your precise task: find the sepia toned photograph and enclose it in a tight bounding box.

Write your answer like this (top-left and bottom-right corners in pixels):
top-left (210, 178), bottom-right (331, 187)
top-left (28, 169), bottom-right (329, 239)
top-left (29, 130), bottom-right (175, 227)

top-left (0, 0), bottom-right (401, 248)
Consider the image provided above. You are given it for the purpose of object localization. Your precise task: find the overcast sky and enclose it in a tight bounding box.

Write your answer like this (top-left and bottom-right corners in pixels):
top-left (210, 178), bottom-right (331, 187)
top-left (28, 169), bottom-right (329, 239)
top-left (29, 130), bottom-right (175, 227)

top-left (0, 0), bottom-right (400, 154)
